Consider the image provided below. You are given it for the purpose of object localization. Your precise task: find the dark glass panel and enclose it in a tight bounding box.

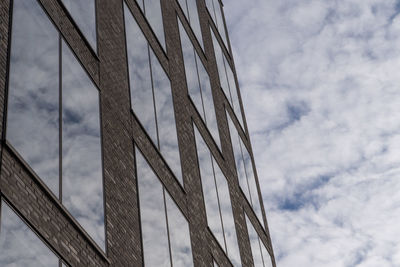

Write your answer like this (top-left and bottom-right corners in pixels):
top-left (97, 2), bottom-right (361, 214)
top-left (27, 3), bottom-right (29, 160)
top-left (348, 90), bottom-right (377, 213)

top-left (61, 0), bottom-right (97, 50)
top-left (242, 144), bottom-right (265, 228)
top-left (165, 193), bottom-right (194, 267)
top-left (0, 201), bottom-right (59, 266)
top-left (178, 20), bottom-right (204, 119)
top-left (186, 0), bottom-right (203, 47)
top-left (136, 149), bottom-right (171, 267)
top-left (143, 0), bottom-right (166, 49)
top-left (194, 127), bottom-right (225, 249)
top-left (61, 41), bottom-right (105, 250)
top-left (197, 56), bottom-right (220, 148)
top-left (245, 215), bottom-right (264, 267)
top-left (213, 159), bottom-right (241, 267)
top-left (124, 3), bottom-right (158, 144)
top-left (7, 0), bottom-right (59, 196)
top-left (150, 50), bottom-right (182, 185)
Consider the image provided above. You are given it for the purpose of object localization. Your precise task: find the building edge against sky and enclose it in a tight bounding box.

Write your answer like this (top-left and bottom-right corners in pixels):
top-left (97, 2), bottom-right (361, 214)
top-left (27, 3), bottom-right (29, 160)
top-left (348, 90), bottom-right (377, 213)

top-left (0, 0), bottom-right (276, 266)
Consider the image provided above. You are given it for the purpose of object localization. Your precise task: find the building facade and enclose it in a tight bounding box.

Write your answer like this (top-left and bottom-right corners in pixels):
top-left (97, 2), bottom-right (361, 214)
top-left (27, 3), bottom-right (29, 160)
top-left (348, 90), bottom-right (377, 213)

top-left (0, 0), bottom-right (276, 266)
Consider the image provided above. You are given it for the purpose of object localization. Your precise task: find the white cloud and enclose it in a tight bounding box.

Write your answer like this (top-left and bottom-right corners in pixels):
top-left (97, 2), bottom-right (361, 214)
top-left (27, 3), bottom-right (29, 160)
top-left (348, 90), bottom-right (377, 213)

top-left (225, 0), bottom-right (400, 266)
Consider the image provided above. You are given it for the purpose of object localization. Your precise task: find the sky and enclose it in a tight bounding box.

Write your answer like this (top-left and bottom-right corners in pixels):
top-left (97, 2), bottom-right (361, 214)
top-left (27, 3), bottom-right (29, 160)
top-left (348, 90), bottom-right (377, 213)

top-left (225, 0), bottom-right (400, 266)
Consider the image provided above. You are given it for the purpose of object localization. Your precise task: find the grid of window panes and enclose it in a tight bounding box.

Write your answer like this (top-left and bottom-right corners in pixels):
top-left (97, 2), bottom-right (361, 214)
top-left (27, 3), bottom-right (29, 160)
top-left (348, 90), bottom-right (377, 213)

top-left (136, 0), bottom-right (166, 49)
top-left (179, 19), bottom-right (221, 148)
top-left (135, 147), bottom-right (194, 267)
top-left (211, 30), bottom-right (244, 127)
top-left (245, 215), bottom-right (273, 267)
top-left (194, 125), bottom-right (241, 266)
top-left (177, 0), bottom-right (204, 48)
top-left (227, 111), bottom-right (265, 229)
top-left (124, 2), bottom-right (183, 185)
top-left (205, 0), bottom-right (229, 48)
top-left (61, 0), bottom-right (97, 51)
top-left (7, 0), bottom-right (105, 250)
top-left (0, 200), bottom-right (68, 266)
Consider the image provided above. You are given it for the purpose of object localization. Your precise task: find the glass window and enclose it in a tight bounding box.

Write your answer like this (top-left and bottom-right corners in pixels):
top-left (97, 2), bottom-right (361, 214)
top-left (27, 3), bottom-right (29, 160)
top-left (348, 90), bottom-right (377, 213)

top-left (136, 147), bottom-right (194, 267)
top-left (124, 3), bottom-right (157, 144)
top-left (245, 215), bottom-right (264, 267)
top-left (7, 0), bottom-right (105, 251)
top-left (213, 158), bottom-right (241, 267)
top-left (61, 0), bottom-right (97, 51)
top-left (7, 0), bottom-right (59, 196)
top-left (260, 239), bottom-right (273, 267)
top-left (205, 0), bottom-right (228, 47)
top-left (211, 31), bottom-right (244, 127)
top-left (227, 112), bottom-right (264, 228)
top-left (125, 5), bottom-right (183, 185)
top-left (0, 200), bottom-right (59, 266)
top-left (136, 149), bottom-right (170, 267)
top-left (213, 260), bottom-right (220, 267)
top-left (177, 0), bottom-right (203, 48)
top-left (194, 126), bottom-right (242, 266)
top-left (151, 50), bottom-right (182, 184)
top-left (61, 41), bottom-right (105, 250)
top-left (165, 193), bottom-right (194, 267)
top-left (140, 0), bottom-right (166, 49)
top-left (179, 20), bottom-right (220, 147)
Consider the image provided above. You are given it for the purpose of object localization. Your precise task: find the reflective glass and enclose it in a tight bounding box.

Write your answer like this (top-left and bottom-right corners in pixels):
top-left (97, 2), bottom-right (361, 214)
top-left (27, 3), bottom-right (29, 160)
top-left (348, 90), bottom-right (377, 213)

top-left (136, 0), bottom-right (144, 11)
top-left (61, 0), bottom-right (97, 50)
top-left (242, 144), bottom-right (264, 228)
top-left (165, 193), bottom-right (194, 267)
top-left (245, 215), bottom-right (264, 267)
top-left (194, 128), bottom-right (225, 249)
top-left (179, 21), bottom-right (204, 119)
top-left (225, 60), bottom-right (244, 126)
top-left (205, 0), bottom-right (216, 20)
top-left (211, 31), bottom-right (230, 101)
top-left (213, 159), bottom-right (241, 267)
top-left (136, 149), bottom-right (170, 267)
top-left (227, 113), bottom-right (251, 202)
top-left (61, 41), bottom-right (105, 250)
top-left (197, 56), bottom-right (220, 148)
top-left (0, 201), bottom-right (59, 266)
top-left (178, 0), bottom-right (188, 18)
top-left (260, 240), bottom-right (273, 267)
top-left (7, 0), bottom-right (59, 196)
top-left (213, 260), bottom-right (219, 267)
top-left (151, 50), bottom-right (182, 185)
top-left (186, 0), bottom-right (203, 47)
top-left (213, 0), bottom-right (228, 46)
top-left (143, 0), bottom-right (165, 49)
top-left (124, 3), bottom-right (158, 144)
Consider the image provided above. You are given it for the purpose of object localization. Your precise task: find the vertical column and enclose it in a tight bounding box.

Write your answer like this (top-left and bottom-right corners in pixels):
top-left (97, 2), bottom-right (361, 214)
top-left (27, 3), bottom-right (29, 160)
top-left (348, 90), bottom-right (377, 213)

top-left (97, 0), bottom-right (141, 265)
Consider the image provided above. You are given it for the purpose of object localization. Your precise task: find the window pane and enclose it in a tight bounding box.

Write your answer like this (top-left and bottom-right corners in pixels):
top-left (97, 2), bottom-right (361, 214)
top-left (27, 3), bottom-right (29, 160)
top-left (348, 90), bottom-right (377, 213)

top-left (62, 41), bottom-right (105, 250)
top-left (245, 215), bottom-right (264, 267)
top-left (143, 0), bottom-right (165, 49)
top-left (186, 0), bottom-right (203, 47)
top-left (213, 0), bottom-right (228, 46)
top-left (227, 113), bottom-right (251, 202)
top-left (211, 31), bottom-right (230, 103)
top-left (136, 0), bottom-right (144, 11)
top-left (177, 0), bottom-right (188, 17)
top-left (165, 193), bottom-right (194, 267)
top-left (197, 57), bottom-right (220, 148)
top-left (7, 0), bottom-right (59, 196)
top-left (136, 149), bottom-right (171, 267)
top-left (179, 21), bottom-right (204, 119)
top-left (242, 145), bottom-right (265, 228)
top-left (260, 240), bottom-right (273, 267)
top-left (0, 201), bottom-right (59, 266)
top-left (124, 3), bottom-right (158, 144)
top-left (205, 0), bottom-right (216, 21)
top-left (213, 159), bottom-right (241, 267)
top-left (213, 260), bottom-right (220, 267)
top-left (225, 60), bottom-right (243, 126)
top-left (61, 0), bottom-right (97, 50)
top-left (194, 127), bottom-right (225, 250)
top-left (151, 50), bottom-right (182, 185)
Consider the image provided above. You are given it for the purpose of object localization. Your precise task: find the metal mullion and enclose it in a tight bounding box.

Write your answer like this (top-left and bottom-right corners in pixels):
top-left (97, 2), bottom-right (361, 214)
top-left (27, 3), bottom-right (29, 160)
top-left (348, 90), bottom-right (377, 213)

top-left (163, 188), bottom-right (174, 267)
top-left (148, 44), bottom-right (160, 149)
top-left (210, 153), bottom-right (228, 253)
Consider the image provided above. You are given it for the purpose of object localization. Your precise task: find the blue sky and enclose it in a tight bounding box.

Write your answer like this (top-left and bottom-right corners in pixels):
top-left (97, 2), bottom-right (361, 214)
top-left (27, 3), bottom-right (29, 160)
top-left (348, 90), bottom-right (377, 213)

top-left (225, 0), bottom-right (400, 266)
